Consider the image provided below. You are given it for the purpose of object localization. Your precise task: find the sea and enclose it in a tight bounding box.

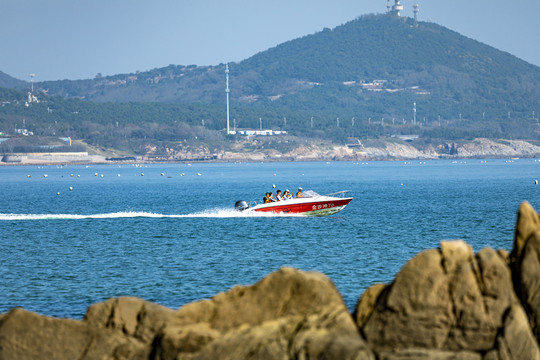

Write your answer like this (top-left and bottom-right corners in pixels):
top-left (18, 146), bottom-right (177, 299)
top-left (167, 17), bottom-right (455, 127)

top-left (1, 159), bottom-right (539, 318)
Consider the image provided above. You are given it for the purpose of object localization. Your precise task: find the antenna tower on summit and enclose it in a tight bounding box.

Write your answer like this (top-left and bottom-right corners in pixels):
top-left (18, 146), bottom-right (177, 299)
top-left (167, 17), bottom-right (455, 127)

top-left (391, 0), bottom-right (404, 16)
top-left (29, 73), bottom-right (35, 93)
top-left (225, 64), bottom-right (230, 135)
top-left (413, 4), bottom-right (419, 26)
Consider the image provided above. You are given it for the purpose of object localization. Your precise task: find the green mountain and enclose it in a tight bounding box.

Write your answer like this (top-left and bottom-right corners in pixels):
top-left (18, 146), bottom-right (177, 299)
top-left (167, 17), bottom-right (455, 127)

top-left (31, 14), bottom-right (540, 123)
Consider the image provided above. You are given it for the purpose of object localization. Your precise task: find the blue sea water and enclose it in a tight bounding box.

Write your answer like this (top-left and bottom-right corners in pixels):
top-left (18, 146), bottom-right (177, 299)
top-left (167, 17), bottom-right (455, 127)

top-left (0, 159), bottom-right (539, 318)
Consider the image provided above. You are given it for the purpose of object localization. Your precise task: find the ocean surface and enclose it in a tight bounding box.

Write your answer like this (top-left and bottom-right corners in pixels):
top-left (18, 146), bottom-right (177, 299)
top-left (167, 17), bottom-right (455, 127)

top-left (1, 159), bottom-right (539, 318)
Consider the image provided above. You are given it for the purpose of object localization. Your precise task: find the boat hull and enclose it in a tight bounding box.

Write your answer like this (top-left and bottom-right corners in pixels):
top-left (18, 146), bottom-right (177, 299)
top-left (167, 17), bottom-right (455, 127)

top-left (249, 197), bottom-right (352, 216)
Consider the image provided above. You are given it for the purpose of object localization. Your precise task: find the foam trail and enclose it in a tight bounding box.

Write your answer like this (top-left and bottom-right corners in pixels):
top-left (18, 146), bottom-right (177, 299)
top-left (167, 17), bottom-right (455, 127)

top-left (0, 209), bottom-right (304, 221)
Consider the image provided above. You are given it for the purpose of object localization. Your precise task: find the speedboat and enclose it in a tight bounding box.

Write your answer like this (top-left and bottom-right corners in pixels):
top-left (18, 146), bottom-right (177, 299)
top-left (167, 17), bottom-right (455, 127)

top-left (234, 190), bottom-right (352, 216)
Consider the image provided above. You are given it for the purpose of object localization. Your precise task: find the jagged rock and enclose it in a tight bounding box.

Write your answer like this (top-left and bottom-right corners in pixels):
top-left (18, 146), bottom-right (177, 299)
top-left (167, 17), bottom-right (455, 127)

top-left (511, 202), bottom-right (540, 260)
top-left (157, 267), bottom-right (374, 359)
top-left (84, 296), bottom-right (175, 344)
top-left (511, 202), bottom-right (540, 342)
top-left (494, 304), bottom-right (540, 360)
top-left (361, 240), bottom-right (519, 354)
top-left (353, 283), bottom-right (387, 329)
top-left (0, 308), bottom-right (148, 360)
top-left (377, 349), bottom-right (481, 360)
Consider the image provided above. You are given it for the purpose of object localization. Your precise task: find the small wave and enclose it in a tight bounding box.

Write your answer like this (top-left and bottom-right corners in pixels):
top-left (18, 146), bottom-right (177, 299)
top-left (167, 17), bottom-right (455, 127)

top-left (0, 209), bottom-right (304, 221)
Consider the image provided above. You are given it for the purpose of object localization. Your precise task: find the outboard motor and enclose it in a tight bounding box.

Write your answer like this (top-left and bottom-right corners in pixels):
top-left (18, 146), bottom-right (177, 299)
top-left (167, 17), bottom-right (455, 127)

top-left (234, 200), bottom-right (249, 212)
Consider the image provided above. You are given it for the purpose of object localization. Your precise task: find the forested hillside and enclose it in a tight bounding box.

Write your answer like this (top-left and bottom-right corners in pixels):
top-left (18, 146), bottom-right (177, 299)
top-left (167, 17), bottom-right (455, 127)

top-left (26, 14), bottom-right (540, 123)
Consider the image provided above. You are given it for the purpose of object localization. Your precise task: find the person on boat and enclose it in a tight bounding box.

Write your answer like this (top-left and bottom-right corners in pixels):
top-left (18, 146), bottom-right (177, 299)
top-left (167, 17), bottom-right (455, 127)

top-left (296, 187), bottom-right (304, 198)
top-left (276, 190), bottom-right (284, 201)
top-left (268, 192), bottom-right (277, 202)
top-left (283, 189), bottom-right (292, 200)
top-left (263, 192), bottom-right (272, 203)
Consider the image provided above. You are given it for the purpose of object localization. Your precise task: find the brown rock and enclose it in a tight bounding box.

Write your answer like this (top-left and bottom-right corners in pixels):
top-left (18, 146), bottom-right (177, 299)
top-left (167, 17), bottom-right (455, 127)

top-left (353, 283), bottom-right (387, 329)
top-left (157, 267), bottom-right (374, 359)
top-left (361, 240), bottom-right (519, 354)
top-left (174, 267), bottom-right (347, 331)
top-left (511, 202), bottom-right (540, 342)
top-left (84, 296), bottom-right (175, 344)
top-left (495, 304), bottom-right (540, 360)
top-left (362, 248), bottom-right (452, 351)
top-left (378, 348), bottom-right (481, 360)
top-left (514, 231), bottom-right (540, 341)
top-left (511, 202), bottom-right (540, 261)
top-left (0, 308), bottom-right (147, 360)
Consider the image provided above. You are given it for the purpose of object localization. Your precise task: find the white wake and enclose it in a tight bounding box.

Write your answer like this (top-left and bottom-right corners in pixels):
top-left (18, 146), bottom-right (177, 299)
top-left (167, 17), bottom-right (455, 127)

top-left (0, 209), bottom-right (305, 221)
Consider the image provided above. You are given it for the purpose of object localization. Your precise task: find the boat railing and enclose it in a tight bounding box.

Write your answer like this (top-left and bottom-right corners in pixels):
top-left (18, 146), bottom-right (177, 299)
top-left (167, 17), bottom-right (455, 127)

top-left (324, 190), bottom-right (351, 198)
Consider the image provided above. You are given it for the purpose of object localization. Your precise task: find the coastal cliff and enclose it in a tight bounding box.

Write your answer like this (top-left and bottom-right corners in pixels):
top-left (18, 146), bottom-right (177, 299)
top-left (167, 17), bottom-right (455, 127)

top-left (1, 202), bottom-right (540, 359)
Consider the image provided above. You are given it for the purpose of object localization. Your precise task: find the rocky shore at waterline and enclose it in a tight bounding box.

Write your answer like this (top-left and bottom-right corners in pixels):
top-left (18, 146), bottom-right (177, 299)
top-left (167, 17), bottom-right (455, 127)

top-left (1, 137), bottom-right (539, 165)
top-left (1, 202), bottom-right (540, 359)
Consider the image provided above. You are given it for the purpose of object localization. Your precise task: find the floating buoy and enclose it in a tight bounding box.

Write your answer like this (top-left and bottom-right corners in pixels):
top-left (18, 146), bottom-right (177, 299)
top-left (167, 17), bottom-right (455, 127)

top-left (197, 173), bottom-right (202, 176)
top-left (94, 173), bottom-right (98, 176)
top-left (69, 187), bottom-right (73, 191)
top-left (535, 180), bottom-right (538, 185)
top-left (141, 173), bottom-right (144, 176)
top-left (43, 174), bottom-right (48, 178)
top-left (70, 174), bottom-right (74, 177)
top-left (77, 175), bottom-right (80, 178)
top-left (401, 183), bottom-right (404, 186)
top-left (181, 173), bottom-right (185, 176)
top-left (27, 175), bottom-right (31, 178)
top-left (272, 184), bottom-right (276, 188)
top-left (56, 192), bottom-right (60, 195)
top-left (100, 174), bottom-right (104, 177)
top-left (273, 173), bottom-right (276, 176)
top-left (118, 174), bottom-right (121, 177)
top-left (161, 173), bottom-right (165, 176)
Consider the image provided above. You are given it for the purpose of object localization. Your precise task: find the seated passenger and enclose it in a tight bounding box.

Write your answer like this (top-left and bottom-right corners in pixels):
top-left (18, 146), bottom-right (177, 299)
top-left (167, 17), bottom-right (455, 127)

top-left (263, 192), bottom-right (272, 203)
top-left (268, 192), bottom-right (277, 202)
top-left (283, 189), bottom-right (292, 200)
top-left (276, 190), bottom-right (284, 201)
top-left (296, 187), bottom-right (303, 198)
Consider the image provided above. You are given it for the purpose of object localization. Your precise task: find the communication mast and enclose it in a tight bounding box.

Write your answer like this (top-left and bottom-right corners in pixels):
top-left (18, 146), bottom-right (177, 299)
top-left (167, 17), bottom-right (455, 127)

top-left (29, 73), bottom-right (35, 93)
top-left (413, 4), bottom-right (419, 26)
top-left (225, 64), bottom-right (230, 135)
top-left (413, 102), bottom-right (417, 125)
top-left (392, 0), bottom-right (404, 16)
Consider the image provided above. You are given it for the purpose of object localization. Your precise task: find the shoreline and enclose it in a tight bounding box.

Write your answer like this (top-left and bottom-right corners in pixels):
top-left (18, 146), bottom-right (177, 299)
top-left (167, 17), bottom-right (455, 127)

top-left (1, 137), bottom-right (539, 166)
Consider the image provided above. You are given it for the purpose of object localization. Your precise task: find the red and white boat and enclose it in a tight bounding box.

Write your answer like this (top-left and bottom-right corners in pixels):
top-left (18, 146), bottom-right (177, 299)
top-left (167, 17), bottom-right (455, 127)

top-left (235, 190), bottom-right (352, 216)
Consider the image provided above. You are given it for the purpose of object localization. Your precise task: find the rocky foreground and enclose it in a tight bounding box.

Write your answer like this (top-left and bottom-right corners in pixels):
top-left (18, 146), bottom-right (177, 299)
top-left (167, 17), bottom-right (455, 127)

top-left (1, 203), bottom-right (540, 359)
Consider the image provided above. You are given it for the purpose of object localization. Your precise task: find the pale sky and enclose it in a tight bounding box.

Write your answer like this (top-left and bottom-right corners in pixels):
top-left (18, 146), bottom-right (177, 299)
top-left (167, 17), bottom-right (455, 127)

top-left (2, 0), bottom-right (540, 81)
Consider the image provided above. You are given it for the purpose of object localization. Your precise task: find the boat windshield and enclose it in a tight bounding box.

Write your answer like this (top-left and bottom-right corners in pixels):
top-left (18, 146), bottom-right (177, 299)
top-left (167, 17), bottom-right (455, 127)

top-left (302, 190), bottom-right (319, 198)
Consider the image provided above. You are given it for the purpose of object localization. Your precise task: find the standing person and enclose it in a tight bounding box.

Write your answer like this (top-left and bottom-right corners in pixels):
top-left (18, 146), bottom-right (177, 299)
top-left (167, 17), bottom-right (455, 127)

top-left (296, 187), bottom-right (303, 198)
top-left (276, 190), bottom-right (284, 201)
